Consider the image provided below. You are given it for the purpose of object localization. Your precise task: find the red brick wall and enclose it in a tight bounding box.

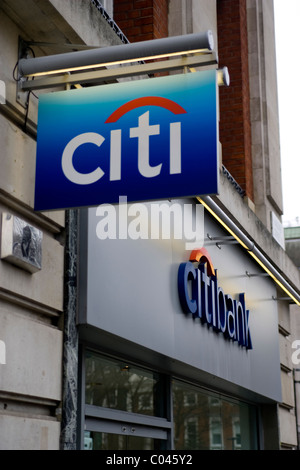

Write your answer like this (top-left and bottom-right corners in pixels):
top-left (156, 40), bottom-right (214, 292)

top-left (114, 0), bottom-right (253, 199)
top-left (114, 0), bottom-right (168, 42)
top-left (153, 0), bottom-right (168, 39)
top-left (217, 0), bottom-right (253, 201)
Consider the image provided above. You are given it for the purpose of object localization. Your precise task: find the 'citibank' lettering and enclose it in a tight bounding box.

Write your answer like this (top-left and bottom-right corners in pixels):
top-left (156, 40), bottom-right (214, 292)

top-left (178, 260), bottom-right (252, 350)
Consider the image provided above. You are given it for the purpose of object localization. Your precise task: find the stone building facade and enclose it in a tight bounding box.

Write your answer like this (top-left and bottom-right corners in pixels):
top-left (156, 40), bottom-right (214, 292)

top-left (0, 0), bottom-right (299, 450)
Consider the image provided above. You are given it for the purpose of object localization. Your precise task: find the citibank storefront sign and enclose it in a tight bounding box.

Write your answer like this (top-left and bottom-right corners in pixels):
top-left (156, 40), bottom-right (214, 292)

top-left (79, 202), bottom-right (282, 402)
top-left (178, 248), bottom-right (252, 350)
top-left (34, 70), bottom-right (218, 211)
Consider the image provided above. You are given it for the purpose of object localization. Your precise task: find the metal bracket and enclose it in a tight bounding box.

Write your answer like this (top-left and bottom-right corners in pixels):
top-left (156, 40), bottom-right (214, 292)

top-left (245, 271), bottom-right (270, 278)
top-left (16, 38), bottom-right (35, 108)
top-left (16, 38), bottom-right (94, 103)
top-left (0, 80), bottom-right (5, 104)
top-left (206, 233), bottom-right (239, 249)
top-left (272, 296), bottom-right (292, 302)
top-left (20, 52), bottom-right (219, 92)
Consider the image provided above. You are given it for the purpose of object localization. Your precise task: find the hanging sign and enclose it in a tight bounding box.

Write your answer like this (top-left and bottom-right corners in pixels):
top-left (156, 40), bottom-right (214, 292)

top-left (34, 70), bottom-right (219, 211)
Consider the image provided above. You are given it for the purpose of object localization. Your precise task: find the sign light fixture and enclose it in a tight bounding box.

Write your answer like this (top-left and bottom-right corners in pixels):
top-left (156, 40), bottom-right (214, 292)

top-left (18, 31), bottom-right (214, 78)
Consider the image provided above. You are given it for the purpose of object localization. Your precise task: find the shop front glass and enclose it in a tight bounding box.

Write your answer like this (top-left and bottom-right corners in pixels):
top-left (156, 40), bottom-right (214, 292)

top-left (84, 432), bottom-right (156, 450)
top-left (85, 352), bottom-right (165, 417)
top-left (83, 350), bottom-right (258, 450)
top-left (172, 380), bottom-right (258, 450)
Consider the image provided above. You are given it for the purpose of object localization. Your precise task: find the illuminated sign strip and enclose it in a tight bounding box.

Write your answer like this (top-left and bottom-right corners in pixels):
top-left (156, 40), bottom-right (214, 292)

top-left (198, 196), bottom-right (300, 306)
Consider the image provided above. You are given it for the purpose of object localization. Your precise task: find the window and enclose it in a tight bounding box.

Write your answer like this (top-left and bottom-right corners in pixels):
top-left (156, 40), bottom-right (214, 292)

top-left (81, 351), bottom-right (259, 450)
top-left (83, 351), bottom-right (170, 450)
top-left (184, 392), bottom-right (197, 407)
top-left (84, 431), bottom-right (155, 451)
top-left (85, 352), bottom-right (164, 417)
top-left (184, 417), bottom-right (198, 449)
top-left (232, 418), bottom-right (241, 449)
top-left (209, 417), bottom-right (223, 450)
top-left (172, 380), bottom-right (258, 450)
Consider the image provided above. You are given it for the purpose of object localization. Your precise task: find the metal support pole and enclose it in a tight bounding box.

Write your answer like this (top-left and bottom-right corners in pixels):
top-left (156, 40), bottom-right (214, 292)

top-left (60, 209), bottom-right (79, 450)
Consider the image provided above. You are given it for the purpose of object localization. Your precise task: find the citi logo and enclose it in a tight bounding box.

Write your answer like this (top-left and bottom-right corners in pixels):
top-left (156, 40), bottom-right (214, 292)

top-left (61, 96), bottom-right (186, 185)
top-left (35, 69), bottom-right (218, 211)
top-left (178, 248), bottom-right (253, 350)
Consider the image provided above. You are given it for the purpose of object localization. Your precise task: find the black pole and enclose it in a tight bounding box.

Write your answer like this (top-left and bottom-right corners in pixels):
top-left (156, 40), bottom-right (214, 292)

top-left (60, 209), bottom-right (79, 450)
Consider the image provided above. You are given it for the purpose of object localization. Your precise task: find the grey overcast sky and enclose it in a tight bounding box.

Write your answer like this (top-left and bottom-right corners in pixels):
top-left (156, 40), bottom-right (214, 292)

top-left (274, 0), bottom-right (300, 226)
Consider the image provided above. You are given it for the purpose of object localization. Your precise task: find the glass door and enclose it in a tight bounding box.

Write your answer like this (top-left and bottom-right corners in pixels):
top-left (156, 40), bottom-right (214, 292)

top-left (81, 350), bottom-right (171, 450)
top-left (80, 349), bottom-right (259, 450)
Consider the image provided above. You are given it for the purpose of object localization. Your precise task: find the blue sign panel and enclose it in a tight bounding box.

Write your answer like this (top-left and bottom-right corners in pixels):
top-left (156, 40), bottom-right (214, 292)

top-left (35, 70), bottom-right (219, 211)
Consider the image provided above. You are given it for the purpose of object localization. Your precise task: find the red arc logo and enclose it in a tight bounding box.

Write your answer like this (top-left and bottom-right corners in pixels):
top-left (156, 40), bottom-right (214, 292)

top-left (105, 96), bottom-right (187, 123)
top-left (189, 248), bottom-right (215, 276)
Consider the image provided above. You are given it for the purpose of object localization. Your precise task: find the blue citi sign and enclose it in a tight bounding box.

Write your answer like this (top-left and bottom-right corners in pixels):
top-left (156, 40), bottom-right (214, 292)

top-left (35, 70), bottom-right (219, 211)
top-left (178, 248), bottom-right (253, 350)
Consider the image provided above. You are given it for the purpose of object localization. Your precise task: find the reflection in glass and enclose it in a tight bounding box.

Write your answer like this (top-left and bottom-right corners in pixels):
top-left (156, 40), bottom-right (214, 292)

top-left (173, 380), bottom-right (257, 450)
top-left (84, 431), bottom-right (155, 451)
top-left (85, 351), bottom-right (164, 417)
